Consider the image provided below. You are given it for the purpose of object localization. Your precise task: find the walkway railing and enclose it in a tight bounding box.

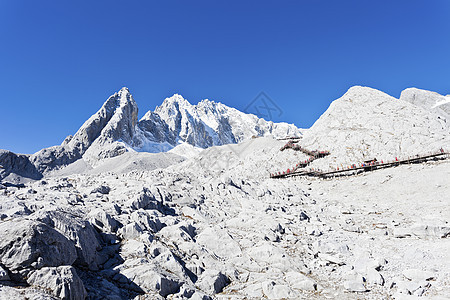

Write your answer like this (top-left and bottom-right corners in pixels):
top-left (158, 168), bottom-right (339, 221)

top-left (270, 145), bottom-right (449, 179)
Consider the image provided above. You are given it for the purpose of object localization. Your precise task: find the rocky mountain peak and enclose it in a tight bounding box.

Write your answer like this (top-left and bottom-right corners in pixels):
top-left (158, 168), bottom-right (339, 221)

top-left (156, 94), bottom-right (191, 112)
top-left (300, 85), bottom-right (450, 168)
top-left (3, 88), bottom-right (302, 177)
top-left (400, 87), bottom-right (450, 120)
top-left (341, 86), bottom-right (396, 104)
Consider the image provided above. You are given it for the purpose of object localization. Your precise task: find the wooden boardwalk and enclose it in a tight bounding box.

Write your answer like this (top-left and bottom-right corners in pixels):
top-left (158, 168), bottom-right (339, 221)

top-left (277, 137), bottom-right (302, 141)
top-left (271, 148), bottom-right (450, 179)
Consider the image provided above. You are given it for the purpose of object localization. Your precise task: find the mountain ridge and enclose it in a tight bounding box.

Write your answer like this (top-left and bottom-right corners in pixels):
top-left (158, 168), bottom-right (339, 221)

top-left (0, 88), bottom-right (302, 180)
top-left (2, 85), bottom-right (450, 181)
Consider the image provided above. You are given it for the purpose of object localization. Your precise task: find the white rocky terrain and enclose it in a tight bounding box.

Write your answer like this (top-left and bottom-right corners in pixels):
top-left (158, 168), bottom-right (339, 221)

top-left (0, 86), bottom-right (449, 299)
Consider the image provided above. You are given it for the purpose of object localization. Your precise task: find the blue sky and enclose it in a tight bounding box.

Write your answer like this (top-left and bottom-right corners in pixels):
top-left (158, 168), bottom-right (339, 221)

top-left (1, 1), bottom-right (450, 154)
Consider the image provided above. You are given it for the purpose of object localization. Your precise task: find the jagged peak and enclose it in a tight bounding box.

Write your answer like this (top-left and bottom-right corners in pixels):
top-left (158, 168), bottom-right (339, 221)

top-left (198, 98), bottom-right (222, 108)
top-left (116, 87), bottom-right (135, 106)
top-left (160, 94), bottom-right (191, 107)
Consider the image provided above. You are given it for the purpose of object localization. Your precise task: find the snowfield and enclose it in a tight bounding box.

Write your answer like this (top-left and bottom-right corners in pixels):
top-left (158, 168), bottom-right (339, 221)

top-left (0, 86), bottom-right (449, 299)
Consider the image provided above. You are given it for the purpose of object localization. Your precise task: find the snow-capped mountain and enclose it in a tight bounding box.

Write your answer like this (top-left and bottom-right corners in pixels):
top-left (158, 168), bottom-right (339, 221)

top-left (3, 85), bottom-right (450, 180)
top-left (134, 94), bottom-right (301, 151)
top-left (1, 85), bottom-right (450, 299)
top-left (4, 88), bottom-right (302, 177)
top-left (30, 87), bottom-right (139, 172)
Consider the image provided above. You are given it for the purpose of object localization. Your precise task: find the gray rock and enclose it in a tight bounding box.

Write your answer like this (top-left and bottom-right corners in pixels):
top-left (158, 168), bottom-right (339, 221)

top-left (299, 211), bottom-right (309, 221)
top-left (0, 265), bottom-right (10, 281)
top-left (393, 228), bottom-right (412, 238)
top-left (88, 209), bottom-right (118, 233)
top-left (130, 188), bottom-right (159, 210)
top-left (196, 269), bottom-right (230, 294)
top-left (120, 264), bottom-right (180, 297)
top-left (0, 149), bottom-right (42, 181)
top-left (353, 256), bottom-right (382, 274)
top-left (318, 253), bottom-right (345, 265)
top-left (27, 266), bottom-right (87, 300)
top-left (285, 271), bottom-right (316, 291)
top-left (118, 222), bottom-right (144, 240)
top-left (34, 210), bottom-right (101, 271)
top-left (396, 279), bottom-right (430, 295)
top-left (91, 185), bottom-right (110, 195)
top-left (366, 268), bottom-right (384, 285)
top-left (261, 281), bottom-right (297, 299)
top-left (130, 210), bottom-right (163, 233)
top-left (0, 219), bottom-right (77, 272)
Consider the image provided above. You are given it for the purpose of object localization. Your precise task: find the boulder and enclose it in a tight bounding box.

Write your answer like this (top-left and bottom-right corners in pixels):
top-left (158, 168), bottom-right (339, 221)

top-left (91, 185), bottom-right (110, 195)
top-left (88, 209), bottom-right (118, 233)
top-left (299, 211), bottom-right (309, 221)
top-left (0, 265), bottom-right (10, 281)
top-left (130, 188), bottom-right (160, 210)
top-left (118, 222), bottom-right (144, 240)
top-left (196, 226), bottom-right (242, 259)
top-left (34, 210), bottom-right (101, 271)
top-left (343, 271), bottom-right (367, 292)
top-left (262, 281), bottom-right (297, 299)
top-left (402, 269), bottom-right (435, 281)
top-left (196, 269), bottom-right (230, 294)
top-left (285, 271), bottom-right (316, 291)
top-left (343, 281), bottom-right (367, 292)
top-left (366, 268), bottom-right (384, 286)
top-left (0, 219), bottom-right (77, 272)
top-left (27, 266), bottom-right (87, 300)
top-left (119, 264), bottom-right (180, 297)
top-left (410, 224), bottom-right (450, 239)
top-left (130, 209), bottom-right (163, 233)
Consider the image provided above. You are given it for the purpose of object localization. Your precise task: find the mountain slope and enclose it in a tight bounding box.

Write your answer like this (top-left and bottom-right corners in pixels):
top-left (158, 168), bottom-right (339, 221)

top-left (30, 87), bottom-right (138, 172)
top-left (300, 86), bottom-right (450, 169)
top-left (400, 87), bottom-right (450, 121)
top-left (1, 88), bottom-right (302, 179)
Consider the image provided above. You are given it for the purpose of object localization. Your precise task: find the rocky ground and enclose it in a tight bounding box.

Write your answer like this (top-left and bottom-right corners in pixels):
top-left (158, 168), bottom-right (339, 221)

top-left (1, 137), bottom-right (449, 299)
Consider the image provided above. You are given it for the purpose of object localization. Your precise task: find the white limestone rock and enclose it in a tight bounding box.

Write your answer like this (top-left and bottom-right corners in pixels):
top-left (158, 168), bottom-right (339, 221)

top-left (261, 281), bottom-right (297, 299)
top-left (33, 210), bottom-right (101, 271)
top-left (27, 266), bottom-right (87, 300)
top-left (366, 268), bottom-right (384, 286)
top-left (196, 226), bottom-right (242, 259)
top-left (285, 271), bottom-right (317, 291)
top-left (343, 280), bottom-right (367, 292)
top-left (88, 208), bottom-right (118, 233)
top-left (196, 269), bottom-right (230, 295)
top-left (119, 264), bottom-right (180, 297)
top-left (0, 219), bottom-right (77, 272)
top-left (118, 222), bottom-right (144, 240)
top-left (402, 269), bottom-right (436, 282)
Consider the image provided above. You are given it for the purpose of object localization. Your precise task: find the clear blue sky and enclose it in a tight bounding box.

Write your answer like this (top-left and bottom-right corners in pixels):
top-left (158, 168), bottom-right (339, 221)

top-left (2, 1), bottom-right (450, 154)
